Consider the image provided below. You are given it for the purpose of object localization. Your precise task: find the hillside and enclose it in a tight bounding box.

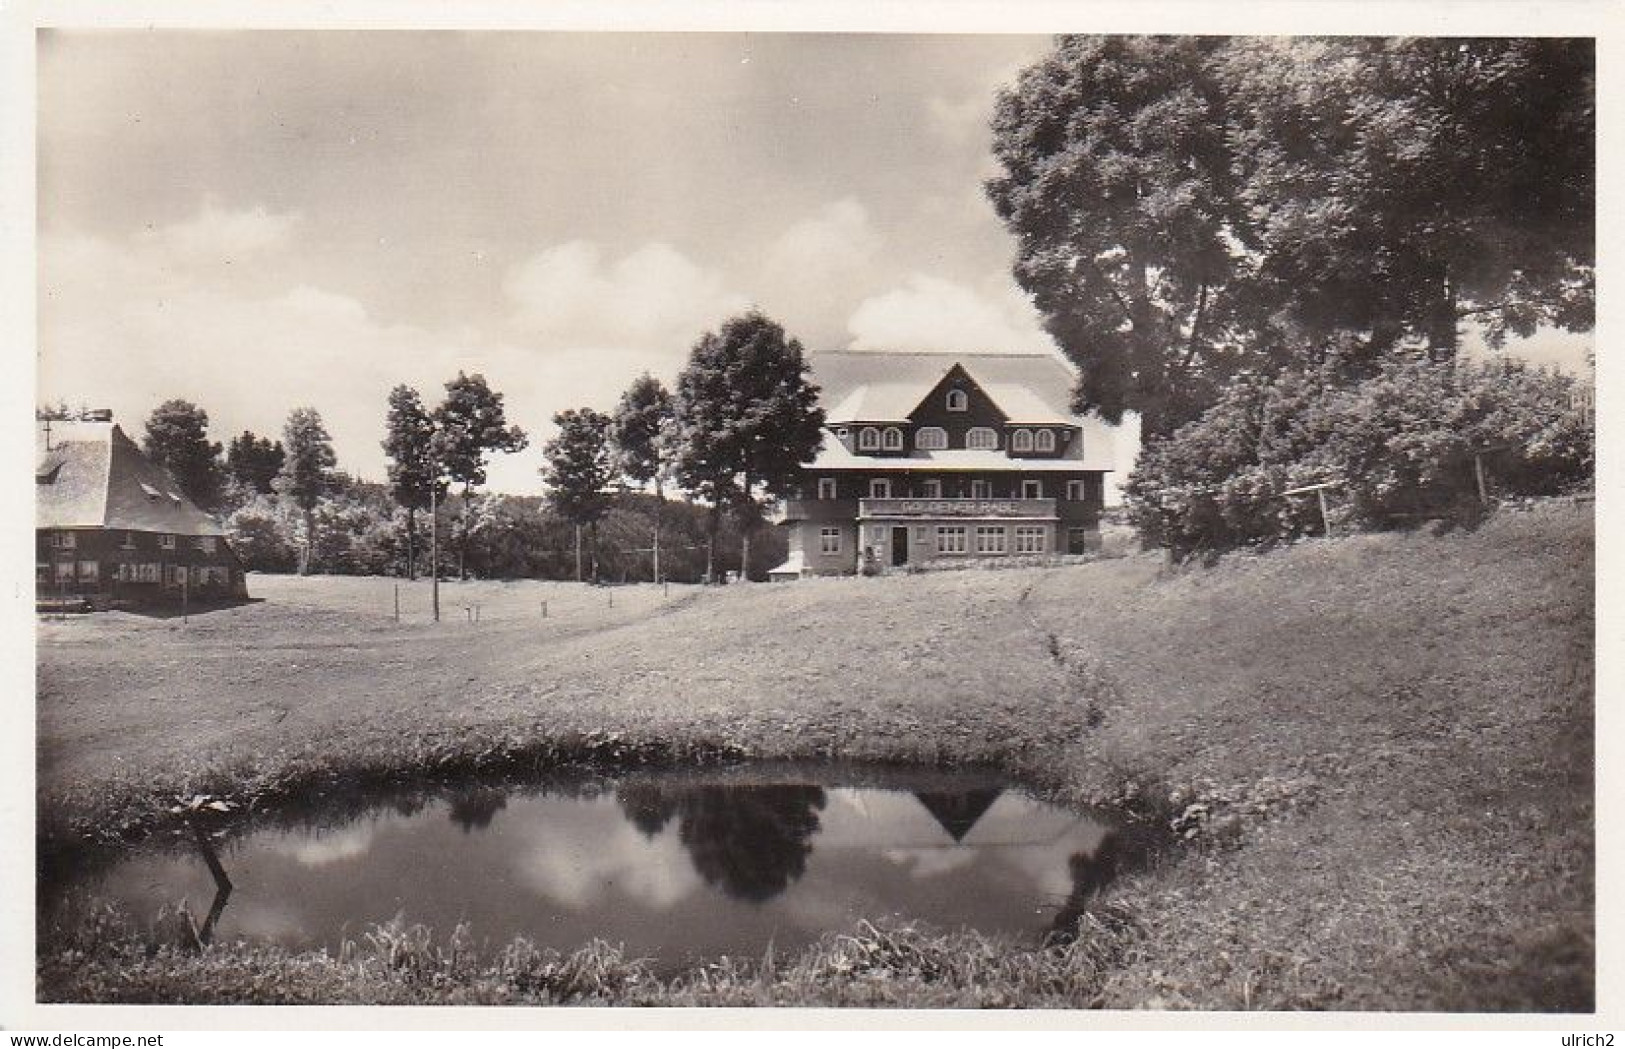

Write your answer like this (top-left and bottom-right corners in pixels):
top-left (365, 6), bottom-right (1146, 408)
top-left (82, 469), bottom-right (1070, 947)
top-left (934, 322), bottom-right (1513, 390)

top-left (36, 501), bottom-right (1594, 1009)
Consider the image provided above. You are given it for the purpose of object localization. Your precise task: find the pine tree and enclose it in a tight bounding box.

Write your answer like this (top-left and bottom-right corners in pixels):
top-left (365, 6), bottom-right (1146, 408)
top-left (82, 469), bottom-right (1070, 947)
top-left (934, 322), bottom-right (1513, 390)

top-left (274, 408), bottom-right (337, 576)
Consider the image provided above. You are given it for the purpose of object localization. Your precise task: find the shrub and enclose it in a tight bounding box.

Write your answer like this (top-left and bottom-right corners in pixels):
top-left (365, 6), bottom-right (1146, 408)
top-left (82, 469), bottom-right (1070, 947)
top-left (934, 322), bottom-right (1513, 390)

top-left (1127, 356), bottom-right (1593, 560)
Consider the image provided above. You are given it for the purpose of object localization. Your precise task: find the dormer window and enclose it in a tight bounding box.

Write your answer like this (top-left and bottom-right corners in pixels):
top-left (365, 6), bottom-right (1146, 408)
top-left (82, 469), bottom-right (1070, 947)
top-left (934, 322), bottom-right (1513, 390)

top-left (881, 427), bottom-right (904, 451)
top-left (1036, 429), bottom-right (1057, 452)
top-left (1012, 428), bottom-right (1034, 452)
top-left (966, 427), bottom-right (998, 450)
top-left (915, 427), bottom-right (948, 450)
top-left (946, 389), bottom-right (969, 412)
top-left (857, 427), bottom-right (881, 452)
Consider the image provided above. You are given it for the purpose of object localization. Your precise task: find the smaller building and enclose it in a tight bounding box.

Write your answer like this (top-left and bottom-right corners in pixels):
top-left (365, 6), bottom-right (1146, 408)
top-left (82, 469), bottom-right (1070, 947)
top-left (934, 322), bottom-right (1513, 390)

top-left (36, 420), bottom-right (248, 606)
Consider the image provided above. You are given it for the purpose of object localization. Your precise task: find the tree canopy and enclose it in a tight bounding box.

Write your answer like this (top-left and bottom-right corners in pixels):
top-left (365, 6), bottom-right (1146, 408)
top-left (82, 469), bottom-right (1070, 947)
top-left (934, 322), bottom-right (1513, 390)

top-left (671, 311), bottom-right (825, 513)
top-left (671, 311), bottom-right (825, 578)
top-left (431, 372), bottom-right (529, 493)
top-left (541, 407), bottom-right (615, 530)
top-left (142, 399), bottom-right (224, 509)
top-left (988, 35), bottom-right (1594, 437)
top-left (610, 373), bottom-right (674, 493)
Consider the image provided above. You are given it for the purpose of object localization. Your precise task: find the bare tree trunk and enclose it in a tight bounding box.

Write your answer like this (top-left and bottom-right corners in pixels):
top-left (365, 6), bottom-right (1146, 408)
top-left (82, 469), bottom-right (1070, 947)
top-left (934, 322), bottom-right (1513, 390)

top-left (574, 524), bottom-right (583, 582)
top-left (457, 486), bottom-right (470, 580)
top-left (299, 506), bottom-right (314, 576)
top-left (590, 521), bottom-right (600, 584)
top-left (652, 483), bottom-right (664, 584)
top-left (705, 503), bottom-right (719, 583)
top-left (405, 507), bottom-right (417, 581)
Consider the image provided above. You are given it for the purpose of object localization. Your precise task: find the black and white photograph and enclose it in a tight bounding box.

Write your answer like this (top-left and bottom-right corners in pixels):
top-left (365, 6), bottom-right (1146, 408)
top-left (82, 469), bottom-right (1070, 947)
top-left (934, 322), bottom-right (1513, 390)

top-left (5, 4), bottom-right (1611, 1031)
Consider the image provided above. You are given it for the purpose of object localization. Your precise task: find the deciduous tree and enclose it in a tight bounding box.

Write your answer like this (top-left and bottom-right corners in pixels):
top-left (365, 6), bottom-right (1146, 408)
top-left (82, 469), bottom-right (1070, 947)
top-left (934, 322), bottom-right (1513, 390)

top-left (671, 311), bottom-right (825, 580)
top-left (610, 373), bottom-right (675, 582)
top-left (541, 408), bottom-right (615, 582)
top-left (142, 399), bottom-right (225, 510)
top-left (432, 372), bottom-right (528, 579)
top-left (381, 385), bottom-right (444, 580)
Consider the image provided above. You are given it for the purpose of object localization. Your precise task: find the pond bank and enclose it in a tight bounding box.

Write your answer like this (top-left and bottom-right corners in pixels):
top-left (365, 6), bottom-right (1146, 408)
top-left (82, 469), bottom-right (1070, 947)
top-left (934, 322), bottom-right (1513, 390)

top-left (36, 501), bottom-right (1593, 1009)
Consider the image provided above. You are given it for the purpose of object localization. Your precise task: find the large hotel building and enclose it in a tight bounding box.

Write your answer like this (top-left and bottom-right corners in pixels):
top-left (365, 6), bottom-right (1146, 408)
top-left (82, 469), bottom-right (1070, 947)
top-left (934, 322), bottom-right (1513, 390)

top-left (773, 350), bottom-right (1139, 578)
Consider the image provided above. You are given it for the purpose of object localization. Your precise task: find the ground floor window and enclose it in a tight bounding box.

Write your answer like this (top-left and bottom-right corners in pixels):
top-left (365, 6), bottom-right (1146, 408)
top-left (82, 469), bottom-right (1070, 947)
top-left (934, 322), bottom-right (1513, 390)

top-left (975, 525), bottom-right (1007, 554)
top-left (936, 525), bottom-right (968, 554)
top-left (819, 527), bottom-right (841, 555)
top-left (166, 564), bottom-right (186, 587)
top-left (1021, 479), bottom-right (1043, 499)
top-left (77, 560), bottom-right (99, 583)
top-left (869, 478), bottom-right (893, 499)
top-left (53, 560), bottom-right (74, 583)
top-left (1015, 526), bottom-right (1047, 554)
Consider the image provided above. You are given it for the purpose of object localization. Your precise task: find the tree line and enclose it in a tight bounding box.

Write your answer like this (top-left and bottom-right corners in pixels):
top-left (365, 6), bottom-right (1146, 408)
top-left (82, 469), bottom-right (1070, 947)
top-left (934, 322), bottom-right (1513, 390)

top-left (59, 308), bottom-right (825, 583)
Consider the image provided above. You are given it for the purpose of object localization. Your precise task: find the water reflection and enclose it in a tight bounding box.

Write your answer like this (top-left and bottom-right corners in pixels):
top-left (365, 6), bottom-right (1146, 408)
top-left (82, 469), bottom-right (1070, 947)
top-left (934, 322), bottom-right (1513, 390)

top-left (65, 770), bottom-right (1131, 969)
top-left (616, 784), bottom-right (826, 902)
top-left (447, 789), bottom-right (507, 833)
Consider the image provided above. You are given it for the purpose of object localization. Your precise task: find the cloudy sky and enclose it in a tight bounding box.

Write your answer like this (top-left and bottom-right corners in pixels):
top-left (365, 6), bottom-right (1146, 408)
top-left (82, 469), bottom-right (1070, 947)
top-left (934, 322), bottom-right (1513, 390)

top-left (37, 31), bottom-right (1065, 494)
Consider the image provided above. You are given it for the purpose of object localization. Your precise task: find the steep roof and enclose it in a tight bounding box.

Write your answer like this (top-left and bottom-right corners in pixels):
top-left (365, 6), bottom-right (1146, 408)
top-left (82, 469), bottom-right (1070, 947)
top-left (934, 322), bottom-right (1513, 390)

top-left (811, 350), bottom-right (1081, 424)
top-left (36, 422), bottom-right (226, 536)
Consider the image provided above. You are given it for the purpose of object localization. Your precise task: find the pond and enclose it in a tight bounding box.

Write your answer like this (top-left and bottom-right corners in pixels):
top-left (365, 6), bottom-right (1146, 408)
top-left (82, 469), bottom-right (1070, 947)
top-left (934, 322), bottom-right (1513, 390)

top-left (57, 766), bottom-right (1128, 971)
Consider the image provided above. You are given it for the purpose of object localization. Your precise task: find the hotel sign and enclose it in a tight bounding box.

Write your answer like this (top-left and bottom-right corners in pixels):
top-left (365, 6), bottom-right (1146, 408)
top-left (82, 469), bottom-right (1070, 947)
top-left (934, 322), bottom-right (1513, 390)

top-left (861, 498), bottom-right (1053, 518)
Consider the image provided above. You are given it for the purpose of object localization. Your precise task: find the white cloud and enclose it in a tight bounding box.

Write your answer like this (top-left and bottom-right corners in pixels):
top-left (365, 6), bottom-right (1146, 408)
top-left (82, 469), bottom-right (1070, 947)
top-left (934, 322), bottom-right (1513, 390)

top-left (514, 797), bottom-right (700, 912)
top-left (846, 275), bottom-right (1056, 355)
top-left (504, 240), bottom-right (748, 347)
top-left (137, 199), bottom-right (301, 269)
top-left (38, 204), bottom-right (734, 495)
top-left (757, 199), bottom-right (887, 349)
top-left (268, 824), bottom-right (378, 868)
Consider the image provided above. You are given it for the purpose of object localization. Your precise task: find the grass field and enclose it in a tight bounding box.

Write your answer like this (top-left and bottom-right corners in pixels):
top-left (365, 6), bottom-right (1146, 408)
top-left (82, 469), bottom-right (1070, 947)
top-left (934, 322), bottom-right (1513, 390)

top-left (35, 500), bottom-right (1594, 1010)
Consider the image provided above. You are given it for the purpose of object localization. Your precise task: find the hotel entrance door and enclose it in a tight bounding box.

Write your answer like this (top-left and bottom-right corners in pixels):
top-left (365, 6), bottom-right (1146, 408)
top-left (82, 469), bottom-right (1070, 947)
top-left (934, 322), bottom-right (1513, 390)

top-left (891, 526), bottom-right (909, 567)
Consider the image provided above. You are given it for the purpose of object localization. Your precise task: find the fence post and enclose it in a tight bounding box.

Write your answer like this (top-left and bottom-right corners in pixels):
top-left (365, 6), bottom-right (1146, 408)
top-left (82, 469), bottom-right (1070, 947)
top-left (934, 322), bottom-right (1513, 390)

top-left (394, 582), bottom-right (400, 622)
top-left (542, 599), bottom-right (548, 619)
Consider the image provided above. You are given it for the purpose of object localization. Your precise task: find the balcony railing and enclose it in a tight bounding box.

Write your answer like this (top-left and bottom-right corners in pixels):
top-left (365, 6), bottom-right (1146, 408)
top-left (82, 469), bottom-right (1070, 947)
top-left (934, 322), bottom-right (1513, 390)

top-left (858, 497), bottom-right (1057, 519)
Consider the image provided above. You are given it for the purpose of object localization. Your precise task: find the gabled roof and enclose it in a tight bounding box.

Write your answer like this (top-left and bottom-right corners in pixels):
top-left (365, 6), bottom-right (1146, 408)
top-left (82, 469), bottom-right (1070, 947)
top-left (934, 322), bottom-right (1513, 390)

top-left (36, 422), bottom-right (226, 536)
top-left (812, 350), bottom-right (1081, 424)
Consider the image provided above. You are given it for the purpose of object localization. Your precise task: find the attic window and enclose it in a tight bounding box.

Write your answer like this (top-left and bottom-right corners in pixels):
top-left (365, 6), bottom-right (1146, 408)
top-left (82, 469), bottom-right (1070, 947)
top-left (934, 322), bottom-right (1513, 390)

top-left (1036, 429), bottom-right (1057, 452)
top-left (1012, 428), bottom-right (1034, 452)
top-left (946, 389), bottom-right (969, 412)
top-left (140, 482), bottom-right (161, 499)
top-left (915, 427), bottom-right (948, 450)
top-left (881, 427), bottom-right (904, 451)
top-left (857, 427), bottom-right (881, 452)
